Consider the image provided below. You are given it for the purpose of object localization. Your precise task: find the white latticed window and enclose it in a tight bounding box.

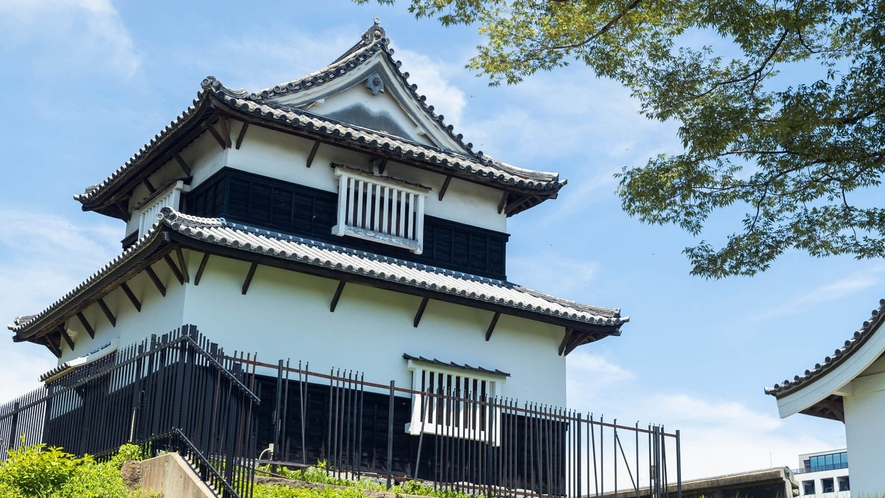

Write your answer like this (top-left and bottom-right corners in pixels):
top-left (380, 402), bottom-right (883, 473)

top-left (134, 180), bottom-right (189, 237)
top-left (333, 167), bottom-right (428, 254)
top-left (405, 358), bottom-right (505, 444)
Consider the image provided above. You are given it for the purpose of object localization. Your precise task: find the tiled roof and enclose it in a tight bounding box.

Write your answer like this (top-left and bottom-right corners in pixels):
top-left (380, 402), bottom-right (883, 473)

top-left (10, 208), bottom-right (627, 338)
top-left (73, 21), bottom-right (565, 210)
top-left (765, 298), bottom-right (885, 397)
top-left (403, 354), bottom-right (510, 377)
top-left (253, 20), bottom-right (477, 156)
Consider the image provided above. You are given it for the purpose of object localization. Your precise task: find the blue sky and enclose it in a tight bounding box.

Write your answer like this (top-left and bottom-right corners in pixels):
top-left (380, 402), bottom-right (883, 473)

top-left (1, 0), bottom-right (880, 479)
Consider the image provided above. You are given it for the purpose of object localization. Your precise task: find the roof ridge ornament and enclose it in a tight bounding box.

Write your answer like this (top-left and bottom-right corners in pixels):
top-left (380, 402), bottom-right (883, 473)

top-left (362, 18), bottom-right (385, 45)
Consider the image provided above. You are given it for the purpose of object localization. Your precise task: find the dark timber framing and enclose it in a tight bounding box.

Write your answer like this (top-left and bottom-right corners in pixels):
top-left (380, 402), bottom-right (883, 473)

top-left (46, 339), bottom-right (62, 358)
top-left (174, 153), bottom-right (192, 176)
top-left (413, 297), bottom-right (430, 328)
top-left (330, 281), bottom-right (346, 312)
top-left (175, 247), bottom-right (190, 283)
top-left (242, 262), bottom-right (258, 295)
top-left (497, 192), bottom-right (508, 214)
top-left (58, 326), bottom-right (75, 351)
top-left (145, 266), bottom-right (167, 297)
top-left (120, 282), bottom-right (141, 312)
top-left (485, 312), bottom-right (501, 341)
top-left (207, 123), bottom-right (227, 150)
top-left (164, 254), bottom-right (185, 285)
top-left (235, 122), bottom-right (249, 149)
top-left (76, 312), bottom-right (95, 339)
top-left (194, 253), bottom-right (211, 285)
top-left (306, 141), bottom-right (321, 168)
top-left (217, 117), bottom-right (232, 149)
top-left (438, 176), bottom-right (452, 201)
top-left (143, 178), bottom-right (156, 194)
top-left (96, 298), bottom-right (116, 328)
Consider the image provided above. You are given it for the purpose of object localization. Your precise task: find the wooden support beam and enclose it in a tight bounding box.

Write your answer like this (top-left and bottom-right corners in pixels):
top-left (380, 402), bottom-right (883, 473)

top-left (438, 176), bottom-right (453, 201)
top-left (378, 158), bottom-right (388, 175)
top-left (143, 178), bottom-right (156, 194)
top-left (497, 192), bottom-right (508, 214)
top-left (413, 297), bottom-right (430, 328)
top-left (207, 124), bottom-right (227, 149)
top-left (58, 326), bottom-right (75, 351)
top-left (175, 247), bottom-right (190, 283)
top-left (505, 195), bottom-right (535, 216)
top-left (485, 312), bottom-right (501, 341)
top-left (97, 298), bottom-right (116, 328)
top-left (242, 262), bottom-right (258, 295)
top-left (330, 281), bottom-right (346, 312)
top-left (164, 254), bottom-right (185, 285)
top-left (115, 200), bottom-right (130, 221)
top-left (46, 338), bottom-right (62, 358)
top-left (174, 153), bottom-right (192, 176)
top-left (194, 253), bottom-right (210, 285)
top-left (76, 312), bottom-right (95, 339)
top-left (145, 266), bottom-right (166, 297)
top-left (306, 141), bottom-right (321, 168)
top-left (217, 117), bottom-right (232, 148)
top-left (235, 122), bottom-right (249, 149)
top-left (120, 282), bottom-right (141, 312)
top-left (559, 328), bottom-right (574, 356)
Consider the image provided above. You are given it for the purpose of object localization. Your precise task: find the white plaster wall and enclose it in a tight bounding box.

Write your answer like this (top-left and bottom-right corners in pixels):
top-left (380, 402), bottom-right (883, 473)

top-left (125, 132), bottom-right (228, 237)
top-left (59, 262), bottom-right (186, 363)
top-left (843, 391), bottom-right (885, 496)
top-left (180, 252), bottom-right (566, 406)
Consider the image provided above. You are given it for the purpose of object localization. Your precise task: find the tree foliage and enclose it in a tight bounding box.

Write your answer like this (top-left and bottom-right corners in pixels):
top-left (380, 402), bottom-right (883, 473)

top-left (360, 0), bottom-right (885, 277)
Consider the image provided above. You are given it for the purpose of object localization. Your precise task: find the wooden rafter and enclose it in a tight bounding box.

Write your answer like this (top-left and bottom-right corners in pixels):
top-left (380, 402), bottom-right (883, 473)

top-left (438, 176), bottom-right (453, 201)
top-left (174, 153), bottom-right (192, 176)
top-left (164, 254), bottom-right (185, 285)
top-left (45, 338), bottom-right (62, 358)
top-left (485, 312), bottom-right (501, 341)
top-left (306, 141), bottom-right (321, 168)
top-left (175, 247), bottom-right (190, 283)
top-left (145, 266), bottom-right (167, 297)
top-left (194, 253), bottom-right (210, 285)
top-left (207, 123), bottom-right (227, 150)
top-left (58, 326), bottom-right (75, 351)
top-left (377, 158), bottom-right (388, 175)
top-left (505, 195), bottom-right (535, 216)
top-left (120, 282), bottom-right (141, 312)
top-left (413, 297), bottom-right (430, 328)
top-left (217, 117), bottom-right (232, 148)
top-left (242, 262), bottom-right (258, 295)
top-left (97, 298), bottom-right (116, 328)
top-left (76, 312), bottom-right (95, 339)
top-left (235, 122), bottom-right (249, 149)
top-left (330, 281), bottom-right (346, 312)
top-left (143, 178), bottom-right (156, 194)
top-left (558, 328), bottom-right (574, 356)
top-left (497, 192), bottom-right (508, 214)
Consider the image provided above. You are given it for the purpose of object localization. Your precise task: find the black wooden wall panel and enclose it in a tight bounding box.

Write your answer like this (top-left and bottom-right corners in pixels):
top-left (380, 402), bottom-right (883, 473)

top-left (186, 168), bottom-right (509, 279)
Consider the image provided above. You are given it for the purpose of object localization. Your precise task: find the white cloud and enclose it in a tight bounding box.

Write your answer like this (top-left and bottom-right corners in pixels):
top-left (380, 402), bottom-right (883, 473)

top-left (508, 250), bottom-right (599, 296)
top-left (392, 48), bottom-right (467, 128)
top-left (0, 0), bottom-right (140, 78)
top-left (566, 354), bottom-right (843, 481)
top-left (0, 209), bottom-right (120, 404)
top-left (763, 265), bottom-right (885, 317)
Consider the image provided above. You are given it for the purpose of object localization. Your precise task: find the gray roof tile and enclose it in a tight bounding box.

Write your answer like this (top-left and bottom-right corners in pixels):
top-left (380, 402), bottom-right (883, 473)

top-left (10, 208), bottom-right (627, 338)
top-left (402, 353), bottom-right (510, 377)
top-left (74, 21), bottom-right (565, 209)
top-left (765, 298), bottom-right (885, 397)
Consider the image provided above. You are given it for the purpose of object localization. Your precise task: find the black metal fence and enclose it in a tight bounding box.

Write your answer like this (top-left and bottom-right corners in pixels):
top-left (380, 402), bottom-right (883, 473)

top-left (0, 325), bottom-right (258, 498)
top-left (243, 358), bottom-right (683, 498)
top-left (0, 326), bottom-right (681, 498)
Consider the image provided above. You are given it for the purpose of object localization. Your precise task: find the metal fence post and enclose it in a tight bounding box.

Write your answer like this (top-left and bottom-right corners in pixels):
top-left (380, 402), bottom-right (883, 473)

top-left (676, 430), bottom-right (682, 498)
top-left (387, 380), bottom-right (395, 489)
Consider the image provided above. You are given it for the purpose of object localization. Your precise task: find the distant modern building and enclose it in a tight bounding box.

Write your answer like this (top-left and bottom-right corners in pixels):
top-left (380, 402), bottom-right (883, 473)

top-left (766, 299), bottom-right (885, 496)
top-left (793, 449), bottom-right (849, 497)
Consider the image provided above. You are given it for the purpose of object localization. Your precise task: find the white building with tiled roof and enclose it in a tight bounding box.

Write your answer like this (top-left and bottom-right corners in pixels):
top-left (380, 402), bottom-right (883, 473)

top-left (9, 21), bottom-right (627, 410)
top-left (766, 299), bottom-right (885, 497)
